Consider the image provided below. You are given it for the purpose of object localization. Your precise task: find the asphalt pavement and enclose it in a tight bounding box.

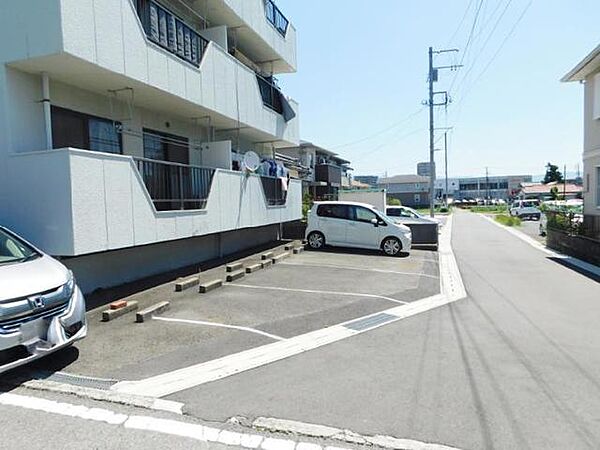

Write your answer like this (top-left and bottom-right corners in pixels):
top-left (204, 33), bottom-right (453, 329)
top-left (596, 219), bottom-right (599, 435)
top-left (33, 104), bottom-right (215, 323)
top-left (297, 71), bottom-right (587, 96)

top-left (4, 211), bottom-right (600, 449)
top-left (165, 211), bottom-right (600, 450)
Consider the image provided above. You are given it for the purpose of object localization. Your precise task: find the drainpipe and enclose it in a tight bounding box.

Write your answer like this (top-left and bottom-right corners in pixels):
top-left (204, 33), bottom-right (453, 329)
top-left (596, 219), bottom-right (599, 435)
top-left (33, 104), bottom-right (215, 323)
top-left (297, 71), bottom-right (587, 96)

top-left (41, 72), bottom-right (53, 149)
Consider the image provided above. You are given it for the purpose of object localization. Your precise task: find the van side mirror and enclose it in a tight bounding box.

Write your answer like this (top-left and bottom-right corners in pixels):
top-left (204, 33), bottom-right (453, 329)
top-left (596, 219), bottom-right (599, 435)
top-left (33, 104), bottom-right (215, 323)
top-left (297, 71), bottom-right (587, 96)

top-left (370, 218), bottom-right (379, 227)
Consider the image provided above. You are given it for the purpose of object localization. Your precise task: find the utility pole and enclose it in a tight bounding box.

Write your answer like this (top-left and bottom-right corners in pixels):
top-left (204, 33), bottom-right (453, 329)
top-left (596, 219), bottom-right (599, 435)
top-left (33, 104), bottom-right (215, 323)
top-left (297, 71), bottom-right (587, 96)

top-left (563, 163), bottom-right (567, 200)
top-left (445, 132), bottom-right (449, 207)
top-left (426, 47), bottom-right (462, 217)
top-left (485, 167), bottom-right (490, 204)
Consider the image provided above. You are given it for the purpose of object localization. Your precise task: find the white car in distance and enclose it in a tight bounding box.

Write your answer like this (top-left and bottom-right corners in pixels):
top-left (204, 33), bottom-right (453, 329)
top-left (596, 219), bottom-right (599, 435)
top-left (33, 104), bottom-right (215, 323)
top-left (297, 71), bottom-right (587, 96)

top-left (305, 201), bottom-right (412, 256)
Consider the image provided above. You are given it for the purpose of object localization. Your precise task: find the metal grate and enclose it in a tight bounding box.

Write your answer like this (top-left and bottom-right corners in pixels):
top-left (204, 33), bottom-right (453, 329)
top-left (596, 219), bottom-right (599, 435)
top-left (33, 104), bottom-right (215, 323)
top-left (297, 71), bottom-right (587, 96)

top-left (344, 313), bottom-right (397, 332)
top-left (34, 371), bottom-right (118, 391)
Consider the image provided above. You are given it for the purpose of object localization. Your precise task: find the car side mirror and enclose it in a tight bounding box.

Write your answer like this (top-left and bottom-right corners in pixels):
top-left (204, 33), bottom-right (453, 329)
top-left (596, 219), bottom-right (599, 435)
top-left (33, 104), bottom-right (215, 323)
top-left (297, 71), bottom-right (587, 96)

top-left (370, 218), bottom-right (379, 227)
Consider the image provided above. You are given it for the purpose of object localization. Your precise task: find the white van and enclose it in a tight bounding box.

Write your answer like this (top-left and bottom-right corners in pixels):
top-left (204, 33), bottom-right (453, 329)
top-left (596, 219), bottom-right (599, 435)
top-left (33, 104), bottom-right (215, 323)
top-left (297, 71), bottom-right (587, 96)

top-left (510, 199), bottom-right (541, 220)
top-left (305, 201), bottom-right (412, 256)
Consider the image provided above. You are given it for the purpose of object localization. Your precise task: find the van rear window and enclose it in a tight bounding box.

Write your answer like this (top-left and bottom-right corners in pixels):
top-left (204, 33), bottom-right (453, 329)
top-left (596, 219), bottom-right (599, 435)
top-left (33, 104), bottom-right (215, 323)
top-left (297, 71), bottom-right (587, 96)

top-left (317, 204), bottom-right (350, 220)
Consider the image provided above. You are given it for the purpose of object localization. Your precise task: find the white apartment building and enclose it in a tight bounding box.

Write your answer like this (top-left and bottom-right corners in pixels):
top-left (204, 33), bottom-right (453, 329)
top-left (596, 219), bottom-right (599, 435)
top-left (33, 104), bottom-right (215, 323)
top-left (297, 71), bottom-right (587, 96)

top-left (0, 0), bottom-right (302, 292)
top-left (563, 45), bottom-right (600, 240)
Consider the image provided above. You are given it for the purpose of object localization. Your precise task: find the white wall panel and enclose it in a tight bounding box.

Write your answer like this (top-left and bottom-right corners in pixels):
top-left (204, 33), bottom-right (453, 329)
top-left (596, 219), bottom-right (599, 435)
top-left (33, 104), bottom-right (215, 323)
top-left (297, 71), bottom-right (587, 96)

top-left (4, 148), bottom-right (301, 256)
top-left (93, 0), bottom-right (126, 73)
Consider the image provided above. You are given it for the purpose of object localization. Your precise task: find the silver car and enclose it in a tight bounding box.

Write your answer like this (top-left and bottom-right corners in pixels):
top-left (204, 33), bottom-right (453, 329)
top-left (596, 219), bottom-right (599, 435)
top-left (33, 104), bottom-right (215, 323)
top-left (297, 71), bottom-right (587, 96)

top-left (0, 226), bottom-right (87, 374)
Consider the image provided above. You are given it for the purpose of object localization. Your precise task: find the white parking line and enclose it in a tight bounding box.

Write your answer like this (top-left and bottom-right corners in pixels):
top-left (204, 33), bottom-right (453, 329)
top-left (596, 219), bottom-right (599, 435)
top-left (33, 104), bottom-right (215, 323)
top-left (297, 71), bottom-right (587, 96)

top-left (0, 392), bottom-right (463, 450)
top-left (153, 317), bottom-right (285, 341)
top-left (112, 215), bottom-right (466, 398)
top-left (228, 284), bottom-right (409, 305)
top-left (277, 261), bottom-right (439, 279)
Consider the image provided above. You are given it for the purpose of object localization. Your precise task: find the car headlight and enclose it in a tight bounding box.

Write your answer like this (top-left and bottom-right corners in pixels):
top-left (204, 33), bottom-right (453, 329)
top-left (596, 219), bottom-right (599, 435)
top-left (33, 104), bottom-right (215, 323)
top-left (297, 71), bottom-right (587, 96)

top-left (63, 270), bottom-right (76, 300)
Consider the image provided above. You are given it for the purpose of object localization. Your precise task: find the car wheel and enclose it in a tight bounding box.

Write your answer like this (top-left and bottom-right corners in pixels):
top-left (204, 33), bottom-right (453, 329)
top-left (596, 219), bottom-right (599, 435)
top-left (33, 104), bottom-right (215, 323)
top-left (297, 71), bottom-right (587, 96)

top-left (382, 237), bottom-right (402, 256)
top-left (307, 231), bottom-right (325, 250)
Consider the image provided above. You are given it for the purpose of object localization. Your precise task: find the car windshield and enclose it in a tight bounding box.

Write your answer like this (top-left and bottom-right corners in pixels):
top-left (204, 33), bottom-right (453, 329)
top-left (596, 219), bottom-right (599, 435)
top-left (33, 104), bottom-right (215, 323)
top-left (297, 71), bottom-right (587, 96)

top-left (0, 228), bottom-right (39, 265)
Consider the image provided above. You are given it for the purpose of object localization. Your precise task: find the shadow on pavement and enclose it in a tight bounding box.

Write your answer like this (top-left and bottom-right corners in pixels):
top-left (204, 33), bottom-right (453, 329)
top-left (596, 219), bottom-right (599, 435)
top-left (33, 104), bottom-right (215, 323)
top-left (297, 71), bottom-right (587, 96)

top-left (0, 346), bottom-right (80, 392)
top-left (548, 257), bottom-right (600, 283)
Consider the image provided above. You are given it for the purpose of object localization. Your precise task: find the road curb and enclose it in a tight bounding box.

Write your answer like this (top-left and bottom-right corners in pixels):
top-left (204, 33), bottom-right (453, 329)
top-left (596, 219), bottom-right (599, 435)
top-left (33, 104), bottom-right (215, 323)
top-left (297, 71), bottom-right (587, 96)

top-left (17, 379), bottom-right (184, 415)
top-left (251, 417), bottom-right (462, 450)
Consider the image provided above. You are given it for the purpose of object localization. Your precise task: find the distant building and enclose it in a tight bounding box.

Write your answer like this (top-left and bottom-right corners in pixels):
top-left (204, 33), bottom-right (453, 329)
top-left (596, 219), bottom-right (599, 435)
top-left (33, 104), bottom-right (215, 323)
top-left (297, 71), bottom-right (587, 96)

top-left (417, 162), bottom-right (435, 177)
top-left (434, 178), bottom-right (460, 200)
top-left (519, 182), bottom-right (583, 201)
top-left (378, 175), bottom-right (430, 208)
top-left (455, 175), bottom-right (532, 200)
top-left (278, 141), bottom-right (352, 200)
top-left (354, 175), bottom-right (379, 186)
top-left (563, 45), bottom-right (600, 239)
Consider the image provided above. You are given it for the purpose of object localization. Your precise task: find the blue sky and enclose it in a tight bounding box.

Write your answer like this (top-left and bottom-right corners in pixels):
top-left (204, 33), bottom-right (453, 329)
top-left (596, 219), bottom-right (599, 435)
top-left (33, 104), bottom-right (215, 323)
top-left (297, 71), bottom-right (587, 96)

top-left (275, 0), bottom-right (599, 178)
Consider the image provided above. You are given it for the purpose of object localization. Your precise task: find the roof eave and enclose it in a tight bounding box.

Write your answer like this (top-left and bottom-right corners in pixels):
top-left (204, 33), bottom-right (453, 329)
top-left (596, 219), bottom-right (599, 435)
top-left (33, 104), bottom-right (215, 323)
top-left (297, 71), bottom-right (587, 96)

top-left (562, 44), bottom-right (600, 82)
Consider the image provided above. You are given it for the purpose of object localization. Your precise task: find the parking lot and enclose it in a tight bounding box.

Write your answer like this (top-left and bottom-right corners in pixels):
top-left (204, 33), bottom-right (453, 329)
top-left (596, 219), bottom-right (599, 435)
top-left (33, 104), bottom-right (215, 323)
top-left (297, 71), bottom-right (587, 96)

top-left (11, 239), bottom-right (441, 388)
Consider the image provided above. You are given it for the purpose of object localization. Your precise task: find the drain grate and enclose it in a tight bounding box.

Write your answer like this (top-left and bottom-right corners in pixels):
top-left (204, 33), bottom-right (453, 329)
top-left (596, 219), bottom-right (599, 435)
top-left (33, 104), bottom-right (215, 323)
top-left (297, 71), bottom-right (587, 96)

top-left (33, 371), bottom-right (118, 391)
top-left (344, 313), bottom-right (397, 332)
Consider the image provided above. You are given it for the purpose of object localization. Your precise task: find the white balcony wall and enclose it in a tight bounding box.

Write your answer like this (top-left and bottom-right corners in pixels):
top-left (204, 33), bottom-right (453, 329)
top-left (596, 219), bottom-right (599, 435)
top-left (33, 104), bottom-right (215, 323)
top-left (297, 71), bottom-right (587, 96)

top-left (221, 0), bottom-right (297, 72)
top-left (0, 0), bottom-right (298, 147)
top-left (2, 149), bottom-right (302, 256)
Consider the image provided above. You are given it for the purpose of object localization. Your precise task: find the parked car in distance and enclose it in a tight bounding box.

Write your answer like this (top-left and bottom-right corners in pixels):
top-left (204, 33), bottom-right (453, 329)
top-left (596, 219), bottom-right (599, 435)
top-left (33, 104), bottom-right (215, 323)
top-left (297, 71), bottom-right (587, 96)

top-left (385, 206), bottom-right (439, 224)
top-left (385, 206), bottom-right (440, 249)
top-left (306, 201), bottom-right (412, 256)
top-left (0, 226), bottom-right (87, 374)
top-left (510, 199), bottom-right (541, 220)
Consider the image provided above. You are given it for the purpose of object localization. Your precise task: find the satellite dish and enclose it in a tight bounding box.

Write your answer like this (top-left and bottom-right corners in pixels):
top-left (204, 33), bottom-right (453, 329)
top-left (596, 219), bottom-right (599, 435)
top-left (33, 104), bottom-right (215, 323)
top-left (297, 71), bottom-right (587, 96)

top-left (243, 151), bottom-right (261, 172)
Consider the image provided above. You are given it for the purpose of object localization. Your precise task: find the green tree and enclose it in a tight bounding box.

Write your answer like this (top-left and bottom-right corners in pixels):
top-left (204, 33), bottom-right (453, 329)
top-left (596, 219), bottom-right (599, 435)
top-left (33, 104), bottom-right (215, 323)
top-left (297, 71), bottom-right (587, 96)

top-left (302, 193), bottom-right (313, 221)
top-left (387, 196), bottom-right (401, 206)
top-left (550, 186), bottom-right (559, 200)
top-left (543, 163), bottom-right (563, 184)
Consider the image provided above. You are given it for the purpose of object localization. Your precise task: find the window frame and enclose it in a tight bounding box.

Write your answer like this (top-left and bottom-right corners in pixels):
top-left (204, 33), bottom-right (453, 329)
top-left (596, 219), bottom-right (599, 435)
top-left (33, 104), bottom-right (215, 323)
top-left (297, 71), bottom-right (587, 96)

top-left (51, 106), bottom-right (122, 155)
top-left (316, 204), bottom-right (350, 220)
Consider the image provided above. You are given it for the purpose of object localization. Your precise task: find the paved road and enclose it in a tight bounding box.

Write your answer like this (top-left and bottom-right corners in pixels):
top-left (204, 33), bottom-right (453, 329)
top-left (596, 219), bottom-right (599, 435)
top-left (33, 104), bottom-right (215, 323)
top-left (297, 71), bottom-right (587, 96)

top-left (167, 211), bottom-right (600, 449)
top-left (3, 211), bottom-right (600, 449)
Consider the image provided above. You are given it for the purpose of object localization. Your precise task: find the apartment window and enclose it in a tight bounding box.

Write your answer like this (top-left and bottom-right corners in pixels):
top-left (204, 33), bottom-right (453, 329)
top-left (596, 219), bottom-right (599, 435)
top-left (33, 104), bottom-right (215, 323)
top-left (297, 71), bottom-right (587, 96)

top-left (138, 0), bottom-right (207, 67)
top-left (51, 106), bottom-right (121, 154)
top-left (142, 129), bottom-right (189, 164)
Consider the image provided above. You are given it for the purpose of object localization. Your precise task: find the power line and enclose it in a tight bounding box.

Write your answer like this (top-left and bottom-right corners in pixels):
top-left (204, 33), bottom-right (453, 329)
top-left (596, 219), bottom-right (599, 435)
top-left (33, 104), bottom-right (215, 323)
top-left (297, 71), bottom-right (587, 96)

top-left (451, 0), bottom-right (514, 99)
top-left (446, 0), bottom-right (476, 47)
top-left (458, 0), bottom-right (533, 105)
top-left (330, 107), bottom-right (425, 149)
top-left (448, 0), bottom-right (486, 94)
top-left (352, 126), bottom-right (427, 161)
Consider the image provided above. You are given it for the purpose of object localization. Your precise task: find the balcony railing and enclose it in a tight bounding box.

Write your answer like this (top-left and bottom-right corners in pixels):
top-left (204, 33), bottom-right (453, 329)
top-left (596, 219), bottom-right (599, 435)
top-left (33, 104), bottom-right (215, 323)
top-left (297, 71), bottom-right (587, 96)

top-left (256, 75), bottom-right (296, 122)
top-left (315, 164), bottom-right (342, 186)
top-left (136, 0), bottom-right (209, 67)
top-left (260, 176), bottom-right (287, 206)
top-left (264, 0), bottom-right (289, 37)
top-left (257, 75), bottom-right (284, 115)
top-left (134, 157), bottom-right (215, 211)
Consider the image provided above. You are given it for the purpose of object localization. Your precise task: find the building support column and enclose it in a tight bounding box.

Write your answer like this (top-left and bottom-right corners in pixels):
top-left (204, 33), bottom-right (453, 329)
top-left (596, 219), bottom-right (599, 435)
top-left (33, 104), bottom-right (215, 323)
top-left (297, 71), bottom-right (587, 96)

top-left (41, 72), bottom-right (53, 149)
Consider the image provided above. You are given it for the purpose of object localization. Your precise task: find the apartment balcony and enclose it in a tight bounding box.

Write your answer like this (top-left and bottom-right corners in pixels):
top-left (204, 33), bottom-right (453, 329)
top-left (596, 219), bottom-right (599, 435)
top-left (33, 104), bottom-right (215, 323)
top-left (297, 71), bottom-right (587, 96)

top-left (203, 0), bottom-right (297, 73)
top-left (1, 0), bottom-right (299, 147)
top-left (3, 148), bottom-right (301, 257)
top-left (315, 164), bottom-right (343, 187)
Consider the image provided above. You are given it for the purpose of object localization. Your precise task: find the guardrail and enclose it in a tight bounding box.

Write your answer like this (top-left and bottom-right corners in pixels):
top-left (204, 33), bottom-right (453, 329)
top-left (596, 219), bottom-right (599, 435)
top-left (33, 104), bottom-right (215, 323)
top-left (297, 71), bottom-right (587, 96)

top-left (137, 0), bottom-right (209, 67)
top-left (260, 176), bottom-right (287, 206)
top-left (264, 0), bottom-right (289, 36)
top-left (134, 157), bottom-right (215, 211)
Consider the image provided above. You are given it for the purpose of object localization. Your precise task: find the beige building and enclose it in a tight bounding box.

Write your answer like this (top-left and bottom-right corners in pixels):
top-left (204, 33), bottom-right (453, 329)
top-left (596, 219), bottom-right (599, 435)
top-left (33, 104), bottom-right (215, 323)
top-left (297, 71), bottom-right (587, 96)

top-left (563, 45), bottom-right (600, 239)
